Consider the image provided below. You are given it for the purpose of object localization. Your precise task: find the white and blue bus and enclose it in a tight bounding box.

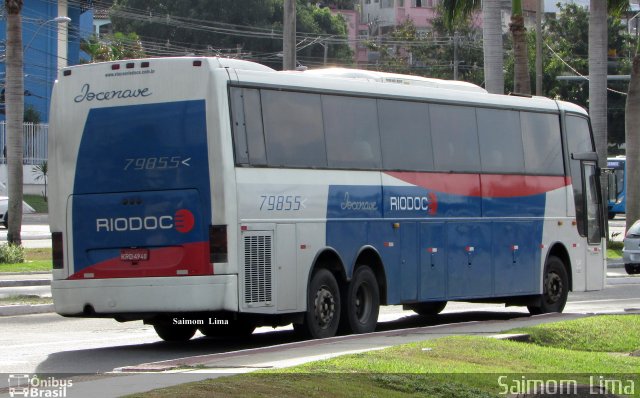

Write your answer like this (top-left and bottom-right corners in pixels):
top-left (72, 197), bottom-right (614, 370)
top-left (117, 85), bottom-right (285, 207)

top-left (607, 156), bottom-right (626, 219)
top-left (49, 57), bottom-right (606, 342)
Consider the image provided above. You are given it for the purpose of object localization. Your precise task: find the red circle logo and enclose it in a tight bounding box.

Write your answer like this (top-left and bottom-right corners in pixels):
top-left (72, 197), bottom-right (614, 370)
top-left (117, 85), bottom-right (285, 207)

top-left (174, 209), bottom-right (195, 233)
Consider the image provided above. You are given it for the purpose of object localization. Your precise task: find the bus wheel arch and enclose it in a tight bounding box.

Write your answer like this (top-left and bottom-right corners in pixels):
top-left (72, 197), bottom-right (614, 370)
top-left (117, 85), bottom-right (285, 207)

top-left (546, 243), bottom-right (572, 292)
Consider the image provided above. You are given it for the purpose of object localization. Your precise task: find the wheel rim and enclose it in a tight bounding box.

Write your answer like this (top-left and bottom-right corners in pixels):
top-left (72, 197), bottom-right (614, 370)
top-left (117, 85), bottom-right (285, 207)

top-left (544, 271), bottom-right (563, 303)
top-left (354, 282), bottom-right (372, 323)
top-left (314, 285), bottom-right (336, 329)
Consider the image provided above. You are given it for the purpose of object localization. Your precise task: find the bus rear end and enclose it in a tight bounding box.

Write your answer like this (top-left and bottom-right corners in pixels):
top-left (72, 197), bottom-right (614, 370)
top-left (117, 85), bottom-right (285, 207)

top-left (49, 58), bottom-right (237, 325)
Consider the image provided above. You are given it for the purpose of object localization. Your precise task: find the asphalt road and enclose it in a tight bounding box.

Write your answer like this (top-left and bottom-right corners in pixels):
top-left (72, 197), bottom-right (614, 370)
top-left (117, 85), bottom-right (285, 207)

top-left (0, 276), bottom-right (638, 375)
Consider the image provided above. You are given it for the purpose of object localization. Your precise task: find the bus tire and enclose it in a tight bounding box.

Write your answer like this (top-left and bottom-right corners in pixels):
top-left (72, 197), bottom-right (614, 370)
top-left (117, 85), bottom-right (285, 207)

top-left (153, 324), bottom-right (197, 342)
top-left (340, 266), bottom-right (379, 334)
top-left (297, 268), bottom-right (341, 339)
top-left (608, 212), bottom-right (616, 220)
top-left (528, 256), bottom-right (568, 315)
top-left (199, 321), bottom-right (256, 338)
top-left (3, 212), bottom-right (7, 228)
top-left (410, 301), bottom-right (447, 316)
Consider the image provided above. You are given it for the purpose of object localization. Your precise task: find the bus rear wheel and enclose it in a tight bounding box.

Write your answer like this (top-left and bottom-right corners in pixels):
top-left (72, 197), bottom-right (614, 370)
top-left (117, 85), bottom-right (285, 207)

top-left (153, 324), bottom-right (197, 342)
top-left (528, 256), bottom-right (568, 315)
top-left (199, 321), bottom-right (256, 338)
top-left (340, 266), bottom-right (379, 334)
top-left (295, 268), bottom-right (341, 339)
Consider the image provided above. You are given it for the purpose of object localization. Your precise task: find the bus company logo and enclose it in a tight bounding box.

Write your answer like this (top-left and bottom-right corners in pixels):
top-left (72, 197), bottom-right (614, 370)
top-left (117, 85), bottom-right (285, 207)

top-left (8, 374), bottom-right (72, 397)
top-left (389, 192), bottom-right (438, 215)
top-left (73, 83), bottom-right (152, 103)
top-left (96, 209), bottom-right (195, 234)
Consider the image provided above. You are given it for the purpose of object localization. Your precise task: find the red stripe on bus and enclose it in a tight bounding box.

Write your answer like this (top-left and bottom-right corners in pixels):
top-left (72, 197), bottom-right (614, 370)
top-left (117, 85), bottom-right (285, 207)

top-left (386, 172), bottom-right (569, 198)
top-left (68, 242), bottom-right (212, 280)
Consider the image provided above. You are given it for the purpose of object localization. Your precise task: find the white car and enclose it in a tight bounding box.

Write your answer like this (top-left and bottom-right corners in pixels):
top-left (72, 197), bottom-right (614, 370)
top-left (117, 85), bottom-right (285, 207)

top-left (0, 196), bottom-right (36, 228)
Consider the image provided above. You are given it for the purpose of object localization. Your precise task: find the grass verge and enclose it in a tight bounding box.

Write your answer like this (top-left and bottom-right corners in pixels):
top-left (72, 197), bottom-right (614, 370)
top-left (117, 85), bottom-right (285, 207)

top-left (23, 194), bottom-right (48, 213)
top-left (129, 315), bottom-right (640, 398)
top-left (0, 295), bottom-right (52, 305)
top-left (0, 248), bottom-right (51, 272)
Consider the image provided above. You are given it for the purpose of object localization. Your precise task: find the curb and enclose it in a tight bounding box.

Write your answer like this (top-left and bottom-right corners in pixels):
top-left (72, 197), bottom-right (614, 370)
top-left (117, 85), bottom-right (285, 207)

top-left (0, 279), bottom-right (50, 288)
top-left (0, 303), bottom-right (54, 316)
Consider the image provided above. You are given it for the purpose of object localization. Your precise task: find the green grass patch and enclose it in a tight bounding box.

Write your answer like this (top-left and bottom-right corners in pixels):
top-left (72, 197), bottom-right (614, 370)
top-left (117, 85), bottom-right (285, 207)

top-left (607, 248), bottom-right (622, 259)
top-left (23, 194), bottom-right (48, 213)
top-left (509, 315), bottom-right (640, 353)
top-left (607, 240), bottom-right (623, 259)
top-left (0, 248), bottom-right (51, 272)
top-left (130, 316), bottom-right (640, 398)
top-left (0, 295), bottom-right (52, 305)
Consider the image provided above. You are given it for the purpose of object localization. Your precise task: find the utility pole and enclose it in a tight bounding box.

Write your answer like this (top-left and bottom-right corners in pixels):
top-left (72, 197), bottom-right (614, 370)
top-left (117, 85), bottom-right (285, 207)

top-left (283, 0), bottom-right (296, 70)
top-left (453, 31), bottom-right (459, 80)
top-left (535, 0), bottom-right (543, 96)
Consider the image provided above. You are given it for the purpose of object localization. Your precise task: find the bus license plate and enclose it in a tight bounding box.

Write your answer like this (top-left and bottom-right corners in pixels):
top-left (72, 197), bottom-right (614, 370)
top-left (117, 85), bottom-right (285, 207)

top-left (120, 248), bottom-right (149, 262)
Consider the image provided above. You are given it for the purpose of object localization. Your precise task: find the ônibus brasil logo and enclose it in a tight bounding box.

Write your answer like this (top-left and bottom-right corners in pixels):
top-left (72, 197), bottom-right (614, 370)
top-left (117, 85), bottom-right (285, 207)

top-left (96, 209), bottom-right (195, 233)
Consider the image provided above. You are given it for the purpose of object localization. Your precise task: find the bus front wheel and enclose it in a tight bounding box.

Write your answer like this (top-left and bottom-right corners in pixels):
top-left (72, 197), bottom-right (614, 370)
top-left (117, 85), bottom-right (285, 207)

top-left (153, 324), bottom-right (197, 342)
top-left (528, 256), bottom-right (568, 315)
top-left (295, 268), bottom-right (341, 339)
top-left (340, 266), bottom-right (379, 334)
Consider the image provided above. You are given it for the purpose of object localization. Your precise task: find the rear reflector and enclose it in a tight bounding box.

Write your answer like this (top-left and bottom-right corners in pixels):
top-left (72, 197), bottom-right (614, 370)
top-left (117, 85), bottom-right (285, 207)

top-left (209, 225), bottom-right (227, 263)
top-left (111, 64), bottom-right (120, 70)
top-left (52, 232), bottom-right (63, 269)
top-left (63, 70), bottom-right (71, 76)
top-left (193, 60), bottom-right (202, 67)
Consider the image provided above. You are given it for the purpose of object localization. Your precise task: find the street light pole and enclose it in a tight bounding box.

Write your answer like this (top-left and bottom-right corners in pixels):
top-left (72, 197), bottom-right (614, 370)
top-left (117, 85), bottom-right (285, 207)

top-left (24, 16), bottom-right (71, 53)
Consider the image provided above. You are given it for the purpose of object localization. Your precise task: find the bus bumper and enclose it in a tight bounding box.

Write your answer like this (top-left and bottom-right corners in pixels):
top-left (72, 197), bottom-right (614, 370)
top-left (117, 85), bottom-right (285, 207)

top-left (52, 275), bottom-right (238, 316)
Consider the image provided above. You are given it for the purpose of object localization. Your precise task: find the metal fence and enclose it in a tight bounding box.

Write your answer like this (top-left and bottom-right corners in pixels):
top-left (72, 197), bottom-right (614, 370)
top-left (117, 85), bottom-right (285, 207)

top-left (0, 122), bottom-right (48, 165)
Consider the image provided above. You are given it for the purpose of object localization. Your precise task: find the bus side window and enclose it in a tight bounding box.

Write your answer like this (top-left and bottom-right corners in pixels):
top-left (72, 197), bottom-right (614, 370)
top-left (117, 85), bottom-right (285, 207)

top-left (322, 95), bottom-right (381, 170)
top-left (230, 87), bottom-right (249, 165)
top-left (477, 108), bottom-right (524, 174)
top-left (430, 104), bottom-right (480, 173)
top-left (230, 88), bottom-right (267, 166)
top-left (520, 112), bottom-right (563, 175)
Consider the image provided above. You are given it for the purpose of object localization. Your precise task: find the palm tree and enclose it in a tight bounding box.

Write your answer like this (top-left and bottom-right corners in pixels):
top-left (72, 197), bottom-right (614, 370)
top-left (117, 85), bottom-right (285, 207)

top-left (441, 0), bottom-right (505, 94)
top-left (626, 40), bottom-right (640, 233)
top-left (510, 0), bottom-right (529, 94)
top-left (32, 161), bottom-right (48, 202)
top-left (589, 0), bottom-right (608, 175)
top-left (5, 0), bottom-right (24, 245)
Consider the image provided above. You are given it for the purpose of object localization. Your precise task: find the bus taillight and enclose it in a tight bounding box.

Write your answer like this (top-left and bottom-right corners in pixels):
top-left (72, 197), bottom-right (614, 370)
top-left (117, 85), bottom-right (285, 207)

top-left (209, 225), bottom-right (227, 263)
top-left (52, 232), bottom-right (63, 269)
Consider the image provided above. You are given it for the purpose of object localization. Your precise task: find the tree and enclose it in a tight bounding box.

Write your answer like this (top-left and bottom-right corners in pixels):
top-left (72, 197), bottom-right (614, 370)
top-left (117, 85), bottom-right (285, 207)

top-left (111, 0), bottom-right (352, 69)
top-left (441, 0), bottom-right (504, 93)
top-left (626, 40), bottom-right (640, 233)
top-left (589, 0), bottom-right (608, 174)
top-left (510, 0), bottom-right (529, 94)
top-left (5, 0), bottom-right (24, 245)
top-left (32, 161), bottom-right (48, 202)
top-left (81, 32), bottom-right (146, 63)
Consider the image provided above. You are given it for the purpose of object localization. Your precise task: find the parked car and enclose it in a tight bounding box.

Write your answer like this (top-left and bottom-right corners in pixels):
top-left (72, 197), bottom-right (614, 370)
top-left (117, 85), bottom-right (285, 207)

top-left (622, 220), bottom-right (640, 275)
top-left (0, 195), bottom-right (36, 228)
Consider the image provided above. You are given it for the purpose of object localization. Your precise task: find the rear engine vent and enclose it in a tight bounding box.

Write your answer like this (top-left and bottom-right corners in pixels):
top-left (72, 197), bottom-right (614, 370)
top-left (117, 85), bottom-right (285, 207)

top-left (243, 233), bottom-right (273, 306)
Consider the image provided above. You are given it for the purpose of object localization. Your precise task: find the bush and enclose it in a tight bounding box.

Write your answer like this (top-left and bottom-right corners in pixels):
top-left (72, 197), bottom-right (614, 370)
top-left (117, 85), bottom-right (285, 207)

top-left (608, 240), bottom-right (624, 251)
top-left (0, 244), bottom-right (25, 264)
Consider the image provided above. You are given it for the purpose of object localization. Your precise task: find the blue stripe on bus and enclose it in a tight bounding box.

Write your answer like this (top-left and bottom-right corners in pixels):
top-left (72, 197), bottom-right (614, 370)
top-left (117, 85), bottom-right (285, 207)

top-left (326, 184), bottom-right (545, 303)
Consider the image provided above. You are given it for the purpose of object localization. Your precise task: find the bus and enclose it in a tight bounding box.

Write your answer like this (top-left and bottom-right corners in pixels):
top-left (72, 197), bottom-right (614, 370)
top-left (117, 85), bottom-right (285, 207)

top-left (607, 156), bottom-right (626, 219)
top-left (48, 57), bottom-right (606, 342)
